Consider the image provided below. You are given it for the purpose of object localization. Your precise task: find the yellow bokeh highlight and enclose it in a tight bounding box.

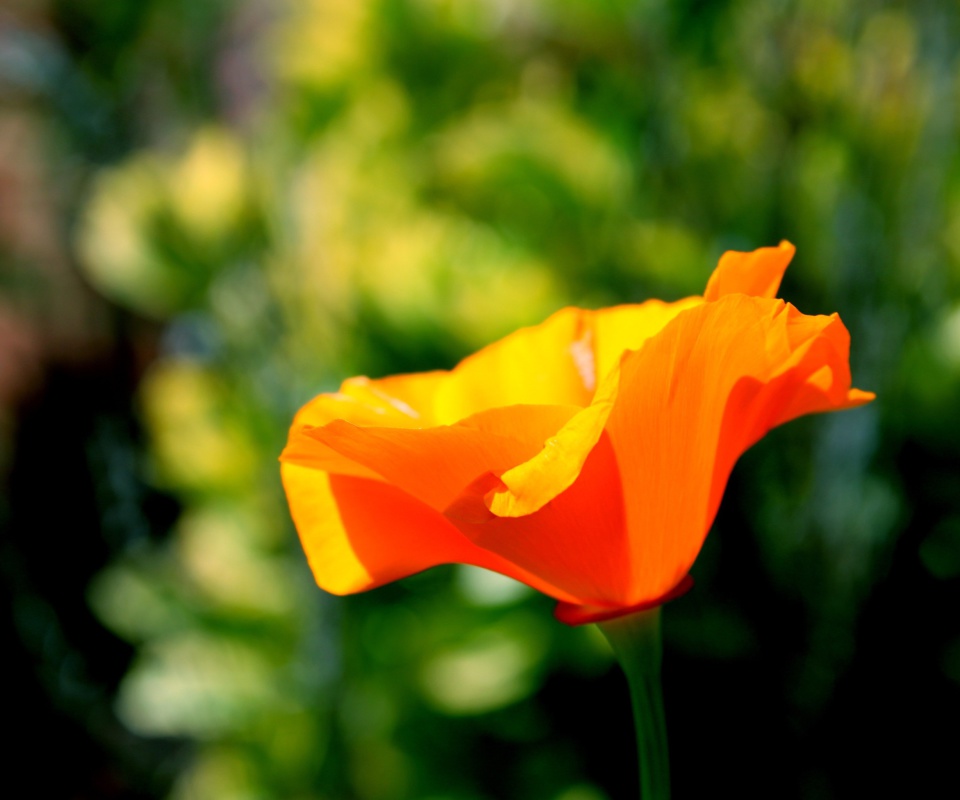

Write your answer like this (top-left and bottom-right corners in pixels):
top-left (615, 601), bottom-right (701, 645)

top-left (117, 632), bottom-right (280, 738)
top-left (177, 506), bottom-right (296, 617)
top-left (169, 128), bottom-right (250, 243)
top-left (419, 620), bottom-right (546, 715)
top-left (140, 360), bottom-right (256, 492)
top-left (77, 156), bottom-right (170, 315)
top-left (170, 748), bottom-right (261, 800)
top-left (275, 82), bottom-right (565, 352)
top-left (273, 0), bottom-right (375, 90)
top-left (77, 126), bottom-right (252, 317)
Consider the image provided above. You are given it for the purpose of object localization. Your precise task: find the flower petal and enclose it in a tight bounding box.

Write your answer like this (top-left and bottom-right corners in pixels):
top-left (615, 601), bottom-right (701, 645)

top-left (703, 240), bottom-right (795, 301)
top-left (603, 294), bottom-right (871, 604)
top-left (480, 293), bottom-right (871, 607)
top-left (281, 463), bottom-right (585, 602)
top-left (485, 297), bottom-right (704, 518)
top-left (445, 431), bottom-right (631, 606)
top-left (700, 306), bottom-right (874, 531)
top-left (288, 375), bottom-right (439, 433)
top-left (591, 297), bottom-right (703, 385)
top-left (293, 404), bottom-right (579, 511)
top-left (442, 241), bottom-right (799, 517)
top-left (484, 371), bottom-right (618, 518)
top-left (280, 430), bottom-right (383, 481)
top-left (431, 307), bottom-right (595, 423)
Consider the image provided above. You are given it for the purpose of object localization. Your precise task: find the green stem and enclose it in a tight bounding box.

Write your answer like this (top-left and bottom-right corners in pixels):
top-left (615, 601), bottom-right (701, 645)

top-left (598, 608), bottom-right (670, 800)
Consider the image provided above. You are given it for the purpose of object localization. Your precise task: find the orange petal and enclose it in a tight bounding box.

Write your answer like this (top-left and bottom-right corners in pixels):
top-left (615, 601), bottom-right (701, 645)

top-left (281, 373), bottom-right (453, 481)
top-left (700, 308), bottom-right (875, 529)
top-left (289, 374), bottom-right (441, 432)
top-left (591, 297), bottom-right (703, 386)
top-left (446, 431), bottom-right (631, 606)
top-left (281, 463), bottom-right (584, 602)
top-left (280, 431), bottom-right (383, 481)
top-left (297, 404), bottom-right (579, 511)
top-left (703, 240), bottom-right (795, 301)
top-left (485, 297), bottom-right (705, 519)
top-left (603, 294), bottom-right (872, 605)
top-left (484, 366), bottom-right (619, 518)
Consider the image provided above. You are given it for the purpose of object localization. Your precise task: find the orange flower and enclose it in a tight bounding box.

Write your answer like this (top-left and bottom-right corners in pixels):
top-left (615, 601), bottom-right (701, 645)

top-left (281, 243), bottom-right (873, 624)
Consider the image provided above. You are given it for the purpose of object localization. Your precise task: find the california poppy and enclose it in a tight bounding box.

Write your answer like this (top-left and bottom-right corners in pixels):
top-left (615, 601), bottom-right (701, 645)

top-left (281, 242), bottom-right (873, 625)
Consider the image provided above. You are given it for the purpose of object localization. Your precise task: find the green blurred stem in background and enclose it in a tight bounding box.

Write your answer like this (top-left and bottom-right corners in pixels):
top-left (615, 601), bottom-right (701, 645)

top-left (599, 608), bottom-right (670, 800)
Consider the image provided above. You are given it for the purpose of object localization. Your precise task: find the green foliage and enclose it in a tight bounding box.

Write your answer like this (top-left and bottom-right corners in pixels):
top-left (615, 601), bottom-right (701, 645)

top-left (11, 0), bottom-right (960, 796)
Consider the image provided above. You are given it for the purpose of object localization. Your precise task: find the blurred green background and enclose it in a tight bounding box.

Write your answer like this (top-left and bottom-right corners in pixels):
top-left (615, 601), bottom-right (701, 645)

top-left (1, 0), bottom-right (958, 797)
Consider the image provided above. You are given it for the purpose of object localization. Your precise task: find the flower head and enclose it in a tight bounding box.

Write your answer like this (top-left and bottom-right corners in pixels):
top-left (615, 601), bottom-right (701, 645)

top-left (281, 243), bottom-right (873, 624)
